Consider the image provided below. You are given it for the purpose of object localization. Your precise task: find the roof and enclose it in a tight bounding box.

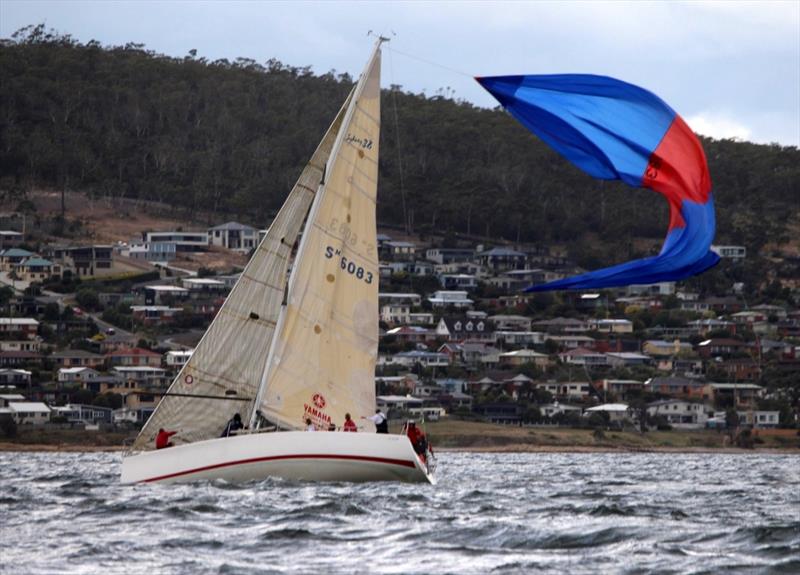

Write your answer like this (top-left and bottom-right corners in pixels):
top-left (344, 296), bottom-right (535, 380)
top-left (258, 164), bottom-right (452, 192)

top-left (208, 221), bottom-right (257, 232)
top-left (20, 257), bottom-right (54, 267)
top-left (478, 247), bottom-right (525, 257)
top-left (112, 366), bottom-right (166, 373)
top-left (586, 403), bottom-right (629, 412)
top-left (0, 394), bottom-right (26, 400)
top-left (59, 367), bottom-right (97, 374)
top-left (0, 318), bottom-right (39, 326)
top-left (8, 402), bottom-right (51, 413)
top-left (499, 349), bottom-right (548, 358)
top-left (144, 285), bottom-right (189, 292)
top-left (0, 248), bottom-right (34, 257)
top-left (51, 349), bottom-right (103, 358)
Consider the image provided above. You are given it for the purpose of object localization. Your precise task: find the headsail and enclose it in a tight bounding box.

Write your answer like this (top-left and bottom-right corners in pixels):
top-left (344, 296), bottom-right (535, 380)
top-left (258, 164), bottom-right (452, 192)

top-left (477, 74), bottom-right (719, 291)
top-left (131, 87), bottom-right (356, 450)
top-left (253, 43), bottom-right (383, 431)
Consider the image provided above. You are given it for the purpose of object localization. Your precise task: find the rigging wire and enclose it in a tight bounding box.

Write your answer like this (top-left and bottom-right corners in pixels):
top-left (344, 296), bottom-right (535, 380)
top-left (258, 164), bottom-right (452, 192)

top-left (387, 45), bottom-right (474, 79)
top-left (387, 45), bottom-right (409, 234)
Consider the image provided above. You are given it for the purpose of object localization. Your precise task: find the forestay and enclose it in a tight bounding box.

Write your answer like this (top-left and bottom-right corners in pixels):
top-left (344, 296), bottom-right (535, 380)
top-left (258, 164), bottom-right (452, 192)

top-left (132, 88), bottom-right (355, 450)
top-left (255, 45), bottom-right (382, 431)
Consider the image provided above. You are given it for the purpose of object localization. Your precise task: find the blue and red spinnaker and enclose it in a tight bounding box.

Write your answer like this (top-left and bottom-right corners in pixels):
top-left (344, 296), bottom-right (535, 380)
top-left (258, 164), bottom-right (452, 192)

top-left (476, 74), bottom-right (720, 291)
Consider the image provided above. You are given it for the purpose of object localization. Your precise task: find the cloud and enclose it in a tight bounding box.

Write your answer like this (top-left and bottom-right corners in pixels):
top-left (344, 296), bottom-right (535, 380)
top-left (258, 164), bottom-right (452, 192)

top-left (686, 113), bottom-right (752, 142)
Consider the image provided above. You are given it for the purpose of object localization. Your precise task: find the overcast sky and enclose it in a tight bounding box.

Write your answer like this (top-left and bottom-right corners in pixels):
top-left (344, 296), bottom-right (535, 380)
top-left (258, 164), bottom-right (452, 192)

top-left (2, 0), bottom-right (798, 146)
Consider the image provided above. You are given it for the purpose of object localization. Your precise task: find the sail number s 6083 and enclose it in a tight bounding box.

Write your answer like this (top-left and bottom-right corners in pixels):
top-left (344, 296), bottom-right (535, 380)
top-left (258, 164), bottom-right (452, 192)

top-left (325, 246), bottom-right (373, 284)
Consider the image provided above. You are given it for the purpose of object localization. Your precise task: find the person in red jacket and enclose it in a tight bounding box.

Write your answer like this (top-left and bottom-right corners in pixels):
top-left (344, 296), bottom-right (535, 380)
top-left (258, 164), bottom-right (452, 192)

top-left (404, 421), bottom-right (427, 463)
top-left (343, 413), bottom-right (357, 432)
top-left (155, 428), bottom-right (177, 449)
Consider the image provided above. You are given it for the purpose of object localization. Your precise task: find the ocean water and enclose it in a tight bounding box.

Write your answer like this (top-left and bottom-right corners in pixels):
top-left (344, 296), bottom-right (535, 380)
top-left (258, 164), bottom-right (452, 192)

top-left (1, 451), bottom-right (798, 574)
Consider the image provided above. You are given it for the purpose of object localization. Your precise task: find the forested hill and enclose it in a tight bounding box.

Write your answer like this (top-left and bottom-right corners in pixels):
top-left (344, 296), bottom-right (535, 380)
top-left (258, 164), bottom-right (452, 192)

top-left (1, 26), bottom-right (798, 268)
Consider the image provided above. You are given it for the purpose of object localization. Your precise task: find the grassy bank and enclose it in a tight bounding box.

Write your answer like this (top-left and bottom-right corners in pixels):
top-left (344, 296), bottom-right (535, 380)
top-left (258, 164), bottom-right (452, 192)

top-left (417, 420), bottom-right (800, 452)
top-left (2, 421), bottom-right (799, 452)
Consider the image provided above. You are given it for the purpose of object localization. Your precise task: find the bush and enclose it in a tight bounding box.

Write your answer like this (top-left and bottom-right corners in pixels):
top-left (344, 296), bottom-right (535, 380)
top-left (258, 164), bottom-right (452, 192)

top-left (0, 415), bottom-right (17, 438)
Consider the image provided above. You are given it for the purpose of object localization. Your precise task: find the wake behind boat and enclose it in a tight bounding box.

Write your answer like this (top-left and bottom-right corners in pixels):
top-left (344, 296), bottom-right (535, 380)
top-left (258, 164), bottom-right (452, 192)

top-left (121, 38), bottom-right (435, 485)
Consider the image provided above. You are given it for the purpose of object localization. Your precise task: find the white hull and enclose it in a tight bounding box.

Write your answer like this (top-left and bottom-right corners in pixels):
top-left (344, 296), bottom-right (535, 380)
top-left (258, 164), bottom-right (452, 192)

top-left (121, 431), bottom-right (435, 485)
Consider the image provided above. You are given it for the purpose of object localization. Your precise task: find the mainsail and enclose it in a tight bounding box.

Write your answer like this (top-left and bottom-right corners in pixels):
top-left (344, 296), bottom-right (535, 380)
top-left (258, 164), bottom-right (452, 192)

top-left (253, 43), bottom-right (382, 431)
top-left (132, 87), bottom-right (356, 450)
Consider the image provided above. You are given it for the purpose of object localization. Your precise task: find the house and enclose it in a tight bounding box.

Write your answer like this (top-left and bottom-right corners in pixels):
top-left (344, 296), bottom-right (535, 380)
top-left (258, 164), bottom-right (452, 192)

top-left (0, 248), bottom-right (34, 271)
top-left (625, 282), bottom-right (675, 296)
top-left (687, 319), bottom-right (736, 337)
top-left (50, 349), bottom-right (105, 369)
top-left (0, 318), bottom-right (39, 339)
top-left (488, 315), bottom-right (532, 332)
top-left (703, 383), bottom-right (764, 408)
top-left (473, 402), bottom-right (522, 424)
top-left (435, 317), bottom-right (495, 343)
top-left (0, 368), bottom-right (31, 387)
top-left (390, 351), bottom-right (449, 368)
top-left (488, 269), bottom-right (562, 291)
top-left (559, 347), bottom-right (608, 368)
top-left (143, 285), bottom-right (190, 305)
top-left (376, 395), bottom-right (423, 418)
top-left (647, 400), bottom-right (707, 429)
top-left (654, 357), bottom-right (704, 377)
top-left (208, 222), bottom-right (258, 252)
top-left (476, 247), bottom-right (526, 272)
top-left (534, 381), bottom-right (592, 400)
top-left (713, 358), bottom-right (762, 382)
top-left (642, 340), bottom-right (694, 357)
top-left (0, 393), bottom-right (26, 407)
top-left (181, 277), bottom-right (227, 293)
top-left (531, 317), bottom-right (589, 334)
top-left (494, 331), bottom-right (546, 347)
top-left (597, 379), bottom-right (645, 400)
top-left (57, 367), bottom-right (101, 385)
top-left (546, 335), bottom-right (597, 351)
top-left (438, 273), bottom-right (478, 290)
top-left (605, 352), bottom-right (651, 368)
top-left (384, 325), bottom-right (437, 344)
top-left (7, 401), bottom-right (51, 425)
top-left (13, 257), bottom-right (61, 282)
top-left (645, 375), bottom-right (706, 399)
top-left (711, 244), bottom-right (746, 260)
top-left (428, 290), bottom-right (473, 309)
top-left (375, 374), bottom-right (419, 394)
top-left (0, 350), bottom-right (43, 368)
top-left (142, 231), bottom-right (208, 252)
top-left (0, 340), bottom-right (40, 353)
top-left (0, 230), bottom-right (23, 250)
top-left (498, 349), bottom-right (551, 368)
top-left (127, 240), bottom-right (177, 262)
top-left (696, 338), bottom-right (751, 359)
top-left (165, 350), bottom-right (193, 369)
top-left (130, 305), bottom-right (183, 326)
top-left (540, 402), bottom-right (583, 419)
top-left (592, 319), bottom-right (634, 334)
top-left (425, 248), bottom-right (474, 265)
top-left (383, 241), bottom-right (416, 261)
top-left (44, 245), bottom-right (114, 278)
top-left (584, 403), bottom-right (632, 424)
top-left (51, 404), bottom-right (114, 425)
top-left (111, 366), bottom-right (169, 387)
top-left (106, 347), bottom-right (162, 367)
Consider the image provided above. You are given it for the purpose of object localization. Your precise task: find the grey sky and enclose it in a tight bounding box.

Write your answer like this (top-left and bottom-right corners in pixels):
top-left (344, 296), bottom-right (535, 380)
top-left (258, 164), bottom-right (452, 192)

top-left (2, 0), bottom-right (798, 146)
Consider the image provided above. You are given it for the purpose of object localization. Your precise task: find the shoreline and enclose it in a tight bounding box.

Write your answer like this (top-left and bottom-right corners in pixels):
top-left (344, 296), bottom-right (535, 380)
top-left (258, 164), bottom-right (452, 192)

top-left (1, 442), bottom-right (797, 455)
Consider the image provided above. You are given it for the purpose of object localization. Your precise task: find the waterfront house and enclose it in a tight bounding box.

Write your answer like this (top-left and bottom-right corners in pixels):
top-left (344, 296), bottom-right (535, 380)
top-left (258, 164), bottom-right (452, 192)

top-left (646, 400), bottom-right (708, 429)
top-left (7, 401), bottom-right (51, 425)
top-left (584, 403), bottom-right (632, 424)
top-left (208, 222), bottom-right (258, 252)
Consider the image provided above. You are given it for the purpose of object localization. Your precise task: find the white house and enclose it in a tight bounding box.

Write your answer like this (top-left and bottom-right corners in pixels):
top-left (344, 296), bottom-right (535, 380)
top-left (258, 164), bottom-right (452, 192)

top-left (647, 400), bottom-right (708, 429)
top-left (8, 401), bottom-right (51, 425)
top-left (428, 290), bottom-right (473, 309)
top-left (208, 222), bottom-right (259, 252)
top-left (165, 350), bottom-right (193, 369)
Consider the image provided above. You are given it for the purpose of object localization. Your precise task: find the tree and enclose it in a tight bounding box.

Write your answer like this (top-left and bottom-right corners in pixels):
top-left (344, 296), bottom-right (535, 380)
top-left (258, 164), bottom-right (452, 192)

top-left (75, 287), bottom-right (100, 311)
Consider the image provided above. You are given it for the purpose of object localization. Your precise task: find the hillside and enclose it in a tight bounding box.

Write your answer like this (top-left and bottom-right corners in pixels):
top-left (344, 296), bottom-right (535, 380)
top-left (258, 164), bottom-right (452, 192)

top-left (1, 25), bottom-right (799, 288)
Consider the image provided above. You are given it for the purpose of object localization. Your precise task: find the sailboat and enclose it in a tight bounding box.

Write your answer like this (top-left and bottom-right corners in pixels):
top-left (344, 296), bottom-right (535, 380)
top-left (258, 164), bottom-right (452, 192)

top-left (121, 39), bottom-right (435, 485)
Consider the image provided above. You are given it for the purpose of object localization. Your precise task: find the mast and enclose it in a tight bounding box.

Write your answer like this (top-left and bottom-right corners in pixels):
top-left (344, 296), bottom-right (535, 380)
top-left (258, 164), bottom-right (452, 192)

top-left (250, 38), bottom-right (385, 429)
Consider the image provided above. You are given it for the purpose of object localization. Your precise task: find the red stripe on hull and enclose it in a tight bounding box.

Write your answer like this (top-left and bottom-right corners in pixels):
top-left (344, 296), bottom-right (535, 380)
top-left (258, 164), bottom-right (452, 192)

top-left (142, 453), bottom-right (418, 483)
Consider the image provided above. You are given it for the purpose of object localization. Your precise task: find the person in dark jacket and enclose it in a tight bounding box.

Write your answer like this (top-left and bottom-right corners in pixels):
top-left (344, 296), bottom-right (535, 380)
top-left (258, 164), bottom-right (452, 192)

top-left (221, 413), bottom-right (244, 437)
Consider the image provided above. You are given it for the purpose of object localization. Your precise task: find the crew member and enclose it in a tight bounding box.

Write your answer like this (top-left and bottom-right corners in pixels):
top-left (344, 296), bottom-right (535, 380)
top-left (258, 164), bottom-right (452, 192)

top-left (362, 409), bottom-right (388, 433)
top-left (343, 413), bottom-right (357, 432)
top-left (221, 413), bottom-right (244, 437)
top-left (155, 428), bottom-right (177, 449)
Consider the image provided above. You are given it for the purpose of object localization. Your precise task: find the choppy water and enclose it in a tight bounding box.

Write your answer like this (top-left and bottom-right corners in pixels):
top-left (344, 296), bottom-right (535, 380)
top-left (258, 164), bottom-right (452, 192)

top-left (1, 451), bottom-right (798, 574)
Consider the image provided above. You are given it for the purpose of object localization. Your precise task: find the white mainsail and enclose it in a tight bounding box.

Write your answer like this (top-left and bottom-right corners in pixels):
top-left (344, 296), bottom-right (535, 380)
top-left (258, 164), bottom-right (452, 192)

top-left (254, 44), bottom-right (382, 432)
top-left (132, 87), bottom-right (356, 450)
